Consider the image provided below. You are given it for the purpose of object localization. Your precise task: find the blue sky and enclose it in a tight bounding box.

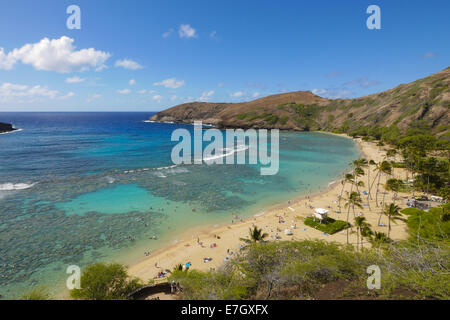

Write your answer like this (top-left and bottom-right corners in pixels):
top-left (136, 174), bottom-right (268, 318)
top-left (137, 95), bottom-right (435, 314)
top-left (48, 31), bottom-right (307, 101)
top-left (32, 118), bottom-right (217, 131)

top-left (0, 0), bottom-right (448, 111)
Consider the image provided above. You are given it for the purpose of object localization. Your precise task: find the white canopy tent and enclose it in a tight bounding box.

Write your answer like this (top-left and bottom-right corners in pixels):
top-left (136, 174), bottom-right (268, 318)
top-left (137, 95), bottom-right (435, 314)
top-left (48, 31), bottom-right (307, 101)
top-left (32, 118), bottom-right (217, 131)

top-left (313, 208), bottom-right (328, 221)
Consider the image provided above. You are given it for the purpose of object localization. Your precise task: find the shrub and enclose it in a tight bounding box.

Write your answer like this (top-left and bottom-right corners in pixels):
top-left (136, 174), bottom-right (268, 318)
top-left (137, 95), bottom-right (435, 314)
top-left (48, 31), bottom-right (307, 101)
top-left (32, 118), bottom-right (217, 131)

top-left (170, 239), bottom-right (449, 300)
top-left (169, 269), bottom-right (249, 300)
top-left (70, 263), bottom-right (142, 300)
top-left (303, 217), bottom-right (350, 234)
top-left (279, 115), bottom-right (289, 125)
top-left (19, 287), bottom-right (51, 300)
top-left (404, 205), bottom-right (450, 241)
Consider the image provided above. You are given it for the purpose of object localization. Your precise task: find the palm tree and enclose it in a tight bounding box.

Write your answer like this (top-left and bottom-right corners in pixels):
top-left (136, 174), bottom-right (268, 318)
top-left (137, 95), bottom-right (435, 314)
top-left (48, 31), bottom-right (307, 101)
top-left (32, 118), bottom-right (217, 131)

top-left (344, 191), bottom-right (363, 244)
top-left (338, 173), bottom-right (354, 211)
top-left (367, 159), bottom-right (376, 209)
top-left (371, 161), bottom-right (392, 207)
top-left (351, 158), bottom-right (368, 194)
top-left (382, 203), bottom-right (405, 237)
top-left (240, 226), bottom-right (268, 243)
top-left (360, 223), bottom-right (373, 249)
top-left (369, 231), bottom-right (391, 249)
top-left (354, 216), bottom-right (371, 250)
top-left (385, 178), bottom-right (403, 203)
top-left (386, 149), bottom-right (397, 162)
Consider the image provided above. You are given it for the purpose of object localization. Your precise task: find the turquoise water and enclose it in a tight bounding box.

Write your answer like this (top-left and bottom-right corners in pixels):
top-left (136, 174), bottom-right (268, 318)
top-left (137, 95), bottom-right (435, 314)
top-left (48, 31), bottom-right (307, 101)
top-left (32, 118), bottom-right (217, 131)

top-left (0, 113), bottom-right (360, 298)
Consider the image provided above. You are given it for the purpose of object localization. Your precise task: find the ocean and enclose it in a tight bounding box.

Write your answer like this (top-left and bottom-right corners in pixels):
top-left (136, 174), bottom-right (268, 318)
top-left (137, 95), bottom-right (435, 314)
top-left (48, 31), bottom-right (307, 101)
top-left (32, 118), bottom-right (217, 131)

top-left (0, 112), bottom-right (360, 298)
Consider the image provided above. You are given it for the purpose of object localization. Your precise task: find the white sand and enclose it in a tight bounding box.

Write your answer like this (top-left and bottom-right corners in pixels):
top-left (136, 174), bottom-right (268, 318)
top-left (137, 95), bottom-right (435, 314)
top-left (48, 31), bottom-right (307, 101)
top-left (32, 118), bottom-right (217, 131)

top-left (129, 135), bottom-right (413, 281)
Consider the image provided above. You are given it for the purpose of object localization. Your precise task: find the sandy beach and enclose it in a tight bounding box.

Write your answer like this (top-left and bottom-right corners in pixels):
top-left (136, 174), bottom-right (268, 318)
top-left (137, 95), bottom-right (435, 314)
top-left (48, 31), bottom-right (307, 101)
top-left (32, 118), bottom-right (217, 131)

top-left (128, 134), bottom-right (412, 282)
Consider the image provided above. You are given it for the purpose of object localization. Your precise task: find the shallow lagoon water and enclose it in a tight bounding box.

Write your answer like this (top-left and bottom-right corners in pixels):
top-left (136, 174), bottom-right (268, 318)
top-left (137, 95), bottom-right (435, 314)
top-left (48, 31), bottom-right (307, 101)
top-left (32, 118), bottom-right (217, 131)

top-left (0, 112), bottom-right (360, 298)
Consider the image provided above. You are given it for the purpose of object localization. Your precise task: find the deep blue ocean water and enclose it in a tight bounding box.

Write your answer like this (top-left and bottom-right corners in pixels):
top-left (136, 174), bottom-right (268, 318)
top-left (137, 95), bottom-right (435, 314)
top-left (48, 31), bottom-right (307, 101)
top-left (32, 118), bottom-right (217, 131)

top-left (0, 112), bottom-right (360, 298)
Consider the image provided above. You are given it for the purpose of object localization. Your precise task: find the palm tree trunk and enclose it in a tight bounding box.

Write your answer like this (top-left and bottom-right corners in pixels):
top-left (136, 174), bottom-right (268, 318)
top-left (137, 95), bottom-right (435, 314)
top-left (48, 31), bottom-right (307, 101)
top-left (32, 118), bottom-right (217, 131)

top-left (354, 170), bottom-right (360, 195)
top-left (346, 205), bottom-right (351, 244)
top-left (388, 216), bottom-right (391, 238)
top-left (338, 180), bottom-right (345, 212)
top-left (361, 232), bottom-right (364, 249)
top-left (356, 228), bottom-right (359, 251)
top-left (369, 170), bottom-right (379, 193)
top-left (375, 172), bottom-right (381, 207)
top-left (367, 166), bottom-right (372, 210)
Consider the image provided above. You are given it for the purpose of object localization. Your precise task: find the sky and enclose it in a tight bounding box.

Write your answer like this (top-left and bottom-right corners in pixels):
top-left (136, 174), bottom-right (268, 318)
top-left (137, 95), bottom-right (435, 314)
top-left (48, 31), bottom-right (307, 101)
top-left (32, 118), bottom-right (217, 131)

top-left (0, 0), bottom-right (448, 111)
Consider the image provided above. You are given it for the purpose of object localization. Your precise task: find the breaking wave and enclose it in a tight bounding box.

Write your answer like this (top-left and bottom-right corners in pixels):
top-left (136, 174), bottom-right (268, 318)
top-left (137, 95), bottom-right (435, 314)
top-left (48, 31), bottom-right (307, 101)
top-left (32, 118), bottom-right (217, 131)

top-left (0, 182), bottom-right (36, 191)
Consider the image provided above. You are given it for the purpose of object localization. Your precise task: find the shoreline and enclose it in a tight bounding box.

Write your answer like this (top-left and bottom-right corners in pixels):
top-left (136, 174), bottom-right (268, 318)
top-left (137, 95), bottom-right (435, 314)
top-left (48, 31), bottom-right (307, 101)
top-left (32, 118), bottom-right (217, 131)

top-left (127, 133), bottom-right (409, 283)
top-left (0, 128), bottom-right (21, 135)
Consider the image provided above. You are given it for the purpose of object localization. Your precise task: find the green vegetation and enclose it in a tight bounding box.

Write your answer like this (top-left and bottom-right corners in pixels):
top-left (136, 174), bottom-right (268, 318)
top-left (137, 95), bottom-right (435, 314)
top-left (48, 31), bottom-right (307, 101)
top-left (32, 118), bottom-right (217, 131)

top-left (169, 238), bottom-right (449, 300)
top-left (235, 112), bottom-right (279, 125)
top-left (19, 287), bottom-right (51, 300)
top-left (240, 226), bottom-right (269, 243)
top-left (402, 203), bottom-right (450, 241)
top-left (303, 217), bottom-right (350, 234)
top-left (70, 262), bottom-right (142, 300)
top-left (382, 203), bottom-right (406, 237)
top-left (279, 115), bottom-right (289, 125)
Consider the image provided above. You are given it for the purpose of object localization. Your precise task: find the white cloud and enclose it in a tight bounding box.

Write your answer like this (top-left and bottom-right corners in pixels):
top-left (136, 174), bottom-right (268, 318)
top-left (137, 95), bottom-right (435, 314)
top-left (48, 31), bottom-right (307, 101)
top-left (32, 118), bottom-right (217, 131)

top-left (115, 59), bottom-right (143, 70)
top-left (252, 92), bottom-right (260, 98)
top-left (65, 76), bottom-right (85, 84)
top-left (87, 93), bottom-right (101, 102)
top-left (170, 95), bottom-right (178, 101)
top-left (0, 48), bottom-right (16, 70)
top-left (0, 82), bottom-right (68, 102)
top-left (153, 78), bottom-right (185, 89)
top-left (0, 36), bottom-right (111, 73)
top-left (423, 52), bottom-right (437, 59)
top-left (117, 88), bottom-right (131, 94)
top-left (229, 91), bottom-right (244, 98)
top-left (199, 90), bottom-right (214, 102)
top-left (139, 89), bottom-right (156, 94)
top-left (179, 24), bottom-right (197, 38)
top-left (217, 83), bottom-right (225, 87)
top-left (153, 94), bottom-right (163, 102)
top-left (312, 88), bottom-right (327, 96)
top-left (95, 64), bottom-right (108, 72)
top-left (162, 28), bottom-right (174, 38)
top-left (344, 77), bottom-right (379, 88)
top-left (312, 88), bottom-right (352, 99)
top-left (129, 79), bottom-right (136, 86)
top-left (61, 92), bottom-right (75, 99)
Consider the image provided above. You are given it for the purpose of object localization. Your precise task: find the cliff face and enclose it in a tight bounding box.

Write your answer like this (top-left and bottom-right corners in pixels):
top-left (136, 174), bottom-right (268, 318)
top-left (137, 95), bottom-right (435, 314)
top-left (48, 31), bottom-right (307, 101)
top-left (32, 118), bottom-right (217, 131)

top-left (0, 122), bottom-right (16, 133)
top-left (150, 67), bottom-right (450, 135)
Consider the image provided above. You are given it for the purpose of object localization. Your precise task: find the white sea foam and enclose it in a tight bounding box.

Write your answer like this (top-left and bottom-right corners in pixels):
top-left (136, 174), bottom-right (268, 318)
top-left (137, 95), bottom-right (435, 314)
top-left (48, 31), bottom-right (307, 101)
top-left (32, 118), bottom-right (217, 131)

top-left (143, 120), bottom-right (175, 124)
top-left (154, 172), bottom-right (167, 178)
top-left (202, 145), bottom-right (249, 162)
top-left (156, 165), bottom-right (178, 170)
top-left (0, 182), bottom-right (36, 191)
top-left (0, 128), bottom-right (22, 135)
top-left (105, 176), bottom-right (115, 184)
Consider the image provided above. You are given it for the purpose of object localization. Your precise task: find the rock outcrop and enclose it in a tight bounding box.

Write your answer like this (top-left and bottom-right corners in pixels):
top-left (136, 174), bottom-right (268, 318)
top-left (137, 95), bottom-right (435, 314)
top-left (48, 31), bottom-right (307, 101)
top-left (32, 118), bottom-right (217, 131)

top-left (0, 122), bottom-right (16, 133)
